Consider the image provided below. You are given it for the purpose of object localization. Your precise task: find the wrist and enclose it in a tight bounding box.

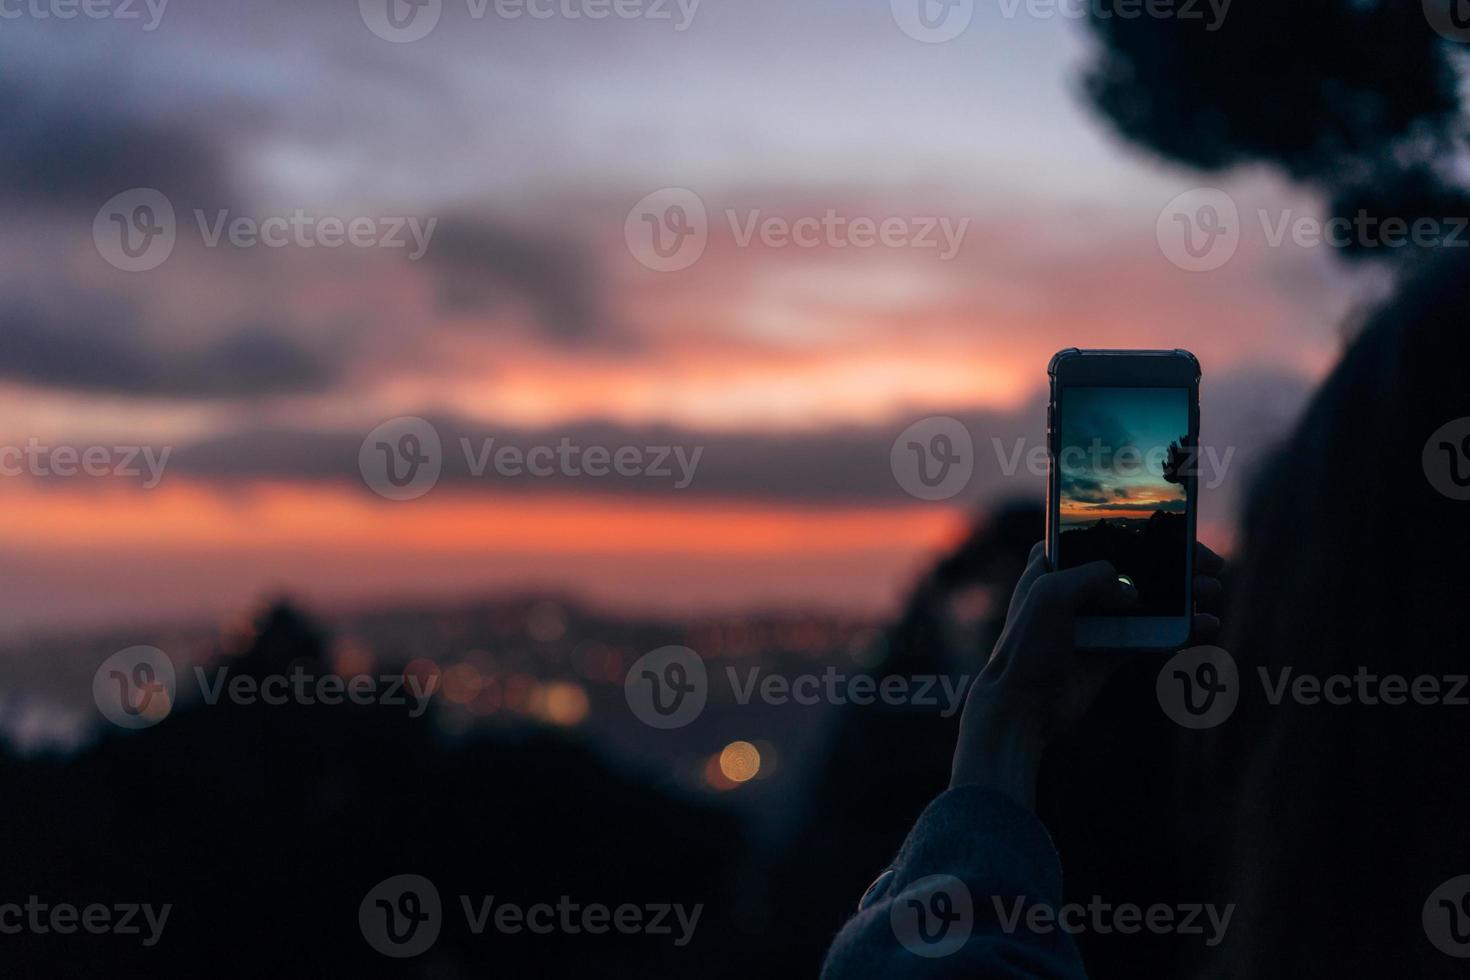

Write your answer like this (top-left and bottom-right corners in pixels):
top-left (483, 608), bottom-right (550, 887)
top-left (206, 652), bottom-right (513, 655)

top-left (949, 693), bottom-right (1048, 809)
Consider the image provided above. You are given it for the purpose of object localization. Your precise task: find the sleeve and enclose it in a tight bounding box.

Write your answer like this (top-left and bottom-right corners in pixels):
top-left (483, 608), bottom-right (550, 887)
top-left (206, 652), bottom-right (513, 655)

top-left (819, 785), bottom-right (1088, 979)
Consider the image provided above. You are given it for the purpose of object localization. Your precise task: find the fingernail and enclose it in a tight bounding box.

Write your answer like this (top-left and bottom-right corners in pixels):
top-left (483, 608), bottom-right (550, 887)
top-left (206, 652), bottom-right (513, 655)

top-left (1120, 581), bottom-right (1138, 601)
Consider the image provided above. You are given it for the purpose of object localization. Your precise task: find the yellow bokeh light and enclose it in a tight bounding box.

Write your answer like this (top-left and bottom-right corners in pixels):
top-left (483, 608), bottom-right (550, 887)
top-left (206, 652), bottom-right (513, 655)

top-left (718, 740), bottom-right (761, 784)
top-left (538, 682), bottom-right (589, 727)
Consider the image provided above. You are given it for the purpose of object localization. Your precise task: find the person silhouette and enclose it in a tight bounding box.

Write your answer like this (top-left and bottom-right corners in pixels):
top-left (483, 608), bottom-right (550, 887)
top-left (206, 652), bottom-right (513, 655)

top-left (822, 249), bottom-right (1470, 977)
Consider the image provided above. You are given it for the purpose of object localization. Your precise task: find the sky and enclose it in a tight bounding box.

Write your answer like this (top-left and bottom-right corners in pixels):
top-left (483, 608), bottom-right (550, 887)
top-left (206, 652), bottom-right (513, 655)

top-left (0, 0), bottom-right (1377, 632)
top-left (1057, 386), bottom-right (1188, 525)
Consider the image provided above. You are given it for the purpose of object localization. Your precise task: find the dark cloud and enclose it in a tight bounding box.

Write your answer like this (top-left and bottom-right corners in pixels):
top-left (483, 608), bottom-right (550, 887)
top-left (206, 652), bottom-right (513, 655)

top-left (0, 77), bottom-right (236, 212)
top-left (161, 366), bottom-right (1312, 516)
top-left (0, 299), bottom-right (337, 399)
top-left (425, 217), bottom-right (614, 344)
top-left (169, 408), bottom-right (1036, 504)
top-left (1060, 473), bottom-right (1109, 504)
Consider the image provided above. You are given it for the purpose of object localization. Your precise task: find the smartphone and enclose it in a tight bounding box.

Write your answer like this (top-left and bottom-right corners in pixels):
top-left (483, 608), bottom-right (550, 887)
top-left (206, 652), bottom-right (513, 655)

top-left (1045, 348), bottom-right (1200, 650)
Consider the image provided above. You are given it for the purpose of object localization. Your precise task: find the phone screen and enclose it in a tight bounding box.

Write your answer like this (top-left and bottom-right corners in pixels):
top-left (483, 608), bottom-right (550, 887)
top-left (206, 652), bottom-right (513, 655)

top-left (1055, 385), bottom-right (1191, 616)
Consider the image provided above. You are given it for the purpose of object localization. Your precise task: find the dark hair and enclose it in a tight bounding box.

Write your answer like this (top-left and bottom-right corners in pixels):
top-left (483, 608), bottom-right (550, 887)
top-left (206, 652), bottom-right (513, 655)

top-left (1204, 250), bottom-right (1470, 978)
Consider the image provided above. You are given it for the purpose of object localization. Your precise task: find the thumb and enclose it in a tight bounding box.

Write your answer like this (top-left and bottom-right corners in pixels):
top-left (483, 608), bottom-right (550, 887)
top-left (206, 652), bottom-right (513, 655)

top-left (1030, 560), bottom-right (1136, 616)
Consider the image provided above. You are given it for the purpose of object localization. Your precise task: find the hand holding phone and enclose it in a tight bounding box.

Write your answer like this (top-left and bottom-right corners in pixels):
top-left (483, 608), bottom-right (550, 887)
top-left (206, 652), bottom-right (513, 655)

top-left (951, 539), bottom-right (1223, 805)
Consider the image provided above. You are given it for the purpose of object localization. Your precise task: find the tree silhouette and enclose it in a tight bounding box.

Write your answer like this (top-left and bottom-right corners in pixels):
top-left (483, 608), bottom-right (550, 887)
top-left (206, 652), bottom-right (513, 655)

top-left (1082, 1), bottom-right (1470, 266)
top-left (1162, 437), bottom-right (1192, 486)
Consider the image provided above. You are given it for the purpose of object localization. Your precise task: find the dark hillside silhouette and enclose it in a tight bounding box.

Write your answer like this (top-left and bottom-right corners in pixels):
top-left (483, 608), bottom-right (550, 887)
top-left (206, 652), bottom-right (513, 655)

top-left (0, 605), bottom-right (751, 977)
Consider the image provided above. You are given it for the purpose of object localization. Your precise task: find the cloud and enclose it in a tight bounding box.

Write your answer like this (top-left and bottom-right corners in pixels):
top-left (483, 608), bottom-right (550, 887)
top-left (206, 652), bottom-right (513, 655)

top-left (0, 77), bottom-right (236, 212)
top-left (425, 216), bottom-right (615, 344)
top-left (1060, 473), bottom-right (1109, 504)
top-left (159, 365), bottom-right (1312, 517)
top-left (0, 298), bottom-right (338, 400)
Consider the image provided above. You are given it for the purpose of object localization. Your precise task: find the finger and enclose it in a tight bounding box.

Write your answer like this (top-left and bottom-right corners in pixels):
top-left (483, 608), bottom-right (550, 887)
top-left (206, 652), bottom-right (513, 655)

top-left (1030, 560), bottom-right (1136, 616)
top-left (1008, 542), bottom-right (1049, 606)
top-left (992, 560), bottom-right (1130, 674)
top-left (1193, 575), bottom-right (1222, 602)
top-left (1194, 542), bottom-right (1225, 575)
